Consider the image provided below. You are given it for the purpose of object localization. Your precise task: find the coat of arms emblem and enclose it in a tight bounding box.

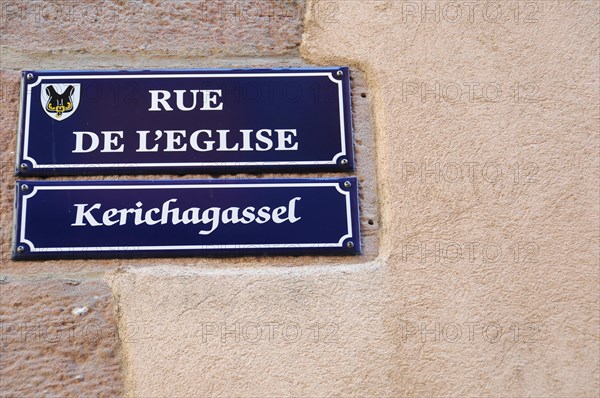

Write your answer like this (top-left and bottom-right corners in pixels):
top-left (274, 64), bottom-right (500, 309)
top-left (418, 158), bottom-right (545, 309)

top-left (40, 83), bottom-right (80, 121)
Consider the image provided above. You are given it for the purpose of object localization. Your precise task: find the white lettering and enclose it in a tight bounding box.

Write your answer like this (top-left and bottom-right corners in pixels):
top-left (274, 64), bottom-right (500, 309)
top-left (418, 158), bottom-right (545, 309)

top-left (200, 208), bottom-right (220, 235)
top-left (275, 129), bottom-right (298, 151)
top-left (190, 129), bottom-right (214, 152)
top-left (100, 131), bottom-right (124, 153)
top-left (71, 203), bottom-right (102, 226)
top-left (163, 130), bottom-right (187, 152)
top-left (174, 89), bottom-right (199, 111)
top-left (287, 197), bottom-right (301, 223)
top-left (148, 90), bottom-right (173, 111)
top-left (200, 90), bottom-right (223, 110)
top-left (255, 129), bottom-right (273, 151)
top-left (239, 129), bottom-right (253, 151)
top-left (136, 130), bottom-right (160, 152)
top-left (73, 131), bottom-right (100, 153)
top-left (130, 129), bottom-right (300, 154)
top-left (216, 130), bottom-right (239, 151)
top-left (102, 208), bottom-right (120, 226)
top-left (256, 206), bottom-right (271, 223)
top-left (71, 197), bottom-right (302, 234)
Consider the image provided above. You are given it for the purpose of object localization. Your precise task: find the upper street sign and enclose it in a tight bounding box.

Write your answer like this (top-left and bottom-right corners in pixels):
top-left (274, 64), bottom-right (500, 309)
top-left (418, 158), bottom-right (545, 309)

top-left (16, 68), bottom-right (354, 176)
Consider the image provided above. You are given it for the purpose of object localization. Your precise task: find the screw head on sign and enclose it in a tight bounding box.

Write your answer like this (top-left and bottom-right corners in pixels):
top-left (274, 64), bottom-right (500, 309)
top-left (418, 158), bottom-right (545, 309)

top-left (344, 181), bottom-right (351, 188)
top-left (17, 246), bottom-right (24, 253)
top-left (26, 73), bottom-right (33, 80)
top-left (20, 184), bottom-right (28, 192)
top-left (346, 241), bottom-right (354, 249)
top-left (336, 70), bottom-right (343, 77)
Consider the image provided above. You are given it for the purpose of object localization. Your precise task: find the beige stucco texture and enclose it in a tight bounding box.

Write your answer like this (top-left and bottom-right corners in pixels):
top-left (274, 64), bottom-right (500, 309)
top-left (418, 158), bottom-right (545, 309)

top-left (110, 1), bottom-right (600, 397)
top-left (0, 0), bottom-right (598, 396)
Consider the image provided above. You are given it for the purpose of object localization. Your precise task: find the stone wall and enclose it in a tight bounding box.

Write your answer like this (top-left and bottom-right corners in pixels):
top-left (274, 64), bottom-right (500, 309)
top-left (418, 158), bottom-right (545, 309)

top-left (1, 1), bottom-right (598, 397)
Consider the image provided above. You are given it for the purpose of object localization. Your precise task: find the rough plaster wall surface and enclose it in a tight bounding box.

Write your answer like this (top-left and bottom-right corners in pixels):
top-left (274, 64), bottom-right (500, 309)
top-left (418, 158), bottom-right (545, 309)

top-left (301, 0), bottom-right (599, 397)
top-left (109, 263), bottom-right (396, 397)
top-left (0, 0), bottom-right (598, 397)
top-left (1, 0), bottom-right (384, 396)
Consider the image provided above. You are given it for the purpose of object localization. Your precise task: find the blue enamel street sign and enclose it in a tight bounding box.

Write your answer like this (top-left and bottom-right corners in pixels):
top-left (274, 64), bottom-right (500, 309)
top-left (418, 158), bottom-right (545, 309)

top-left (16, 68), bottom-right (354, 176)
top-left (13, 178), bottom-right (361, 260)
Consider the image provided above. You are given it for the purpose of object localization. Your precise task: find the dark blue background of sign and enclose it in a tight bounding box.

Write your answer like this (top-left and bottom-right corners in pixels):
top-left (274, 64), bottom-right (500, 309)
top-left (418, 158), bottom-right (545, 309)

top-left (13, 178), bottom-right (360, 259)
top-left (17, 68), bottom-right (354, 175)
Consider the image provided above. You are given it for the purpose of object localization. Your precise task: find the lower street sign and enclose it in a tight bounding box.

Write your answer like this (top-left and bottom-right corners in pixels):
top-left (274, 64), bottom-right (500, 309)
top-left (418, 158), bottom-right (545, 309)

top-left (13, 178), bottom-right (361, 259)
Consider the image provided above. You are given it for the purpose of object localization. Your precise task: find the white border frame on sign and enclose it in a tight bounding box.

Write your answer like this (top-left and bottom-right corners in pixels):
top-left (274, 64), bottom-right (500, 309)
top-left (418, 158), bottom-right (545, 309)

top-left (18, 182), bottom-right (353, 253)
top-left (22, 72), bottom-right (347, 169)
